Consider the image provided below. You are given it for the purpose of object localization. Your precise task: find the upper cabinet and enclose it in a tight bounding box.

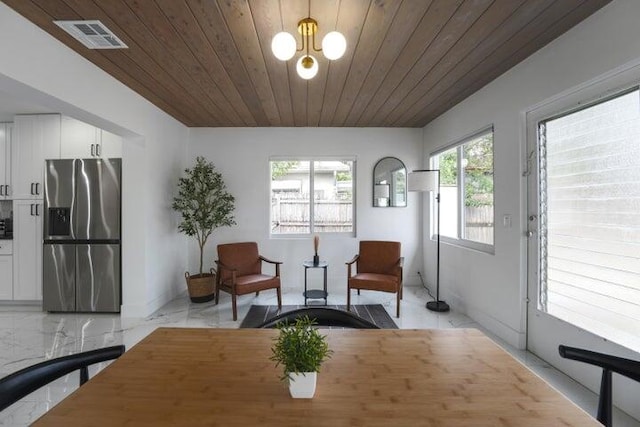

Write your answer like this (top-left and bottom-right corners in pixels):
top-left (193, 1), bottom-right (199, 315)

top-left (0, 123), bottom-right (11, 199)
top-left (61, 116), bottom-right (122, 159)
top-left (99, 129), bottom-right (122, 158)
top-left (12, 114), bottom-right (61, 200)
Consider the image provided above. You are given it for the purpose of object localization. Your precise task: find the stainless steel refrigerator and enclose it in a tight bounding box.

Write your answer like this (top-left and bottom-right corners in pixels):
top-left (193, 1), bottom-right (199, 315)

top-left (43, 158), bottom-right (121, 312)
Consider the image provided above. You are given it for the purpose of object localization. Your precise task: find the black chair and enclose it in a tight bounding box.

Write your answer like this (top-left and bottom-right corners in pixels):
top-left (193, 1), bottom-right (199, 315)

top-left (0, 345), bottom-right (125, 412)
top-left (558, 344), bottom-right (640, 427)
top-left (257, 307), bottom-right (380, 329)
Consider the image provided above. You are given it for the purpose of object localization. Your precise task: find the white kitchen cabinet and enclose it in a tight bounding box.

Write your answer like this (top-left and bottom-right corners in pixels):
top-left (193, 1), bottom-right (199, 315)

top-left (61, 116), bottom-right (121, 159)
top-left (12, 114), bottom-right (61, 199)
top-left (0, 240), bottom-right (12, 300)
top-left (0, 123), bottom-right (11, 199)
top-left (99, 129), bottom-right (122, 158)
top-left (12, 199), bottom-right (42, 301)
top-left (61, 116), bottom-right (98, 158)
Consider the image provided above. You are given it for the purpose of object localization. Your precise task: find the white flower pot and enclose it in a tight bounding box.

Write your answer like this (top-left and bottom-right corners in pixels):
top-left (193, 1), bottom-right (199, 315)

top-left (288, 372), bottom-right (317, 398)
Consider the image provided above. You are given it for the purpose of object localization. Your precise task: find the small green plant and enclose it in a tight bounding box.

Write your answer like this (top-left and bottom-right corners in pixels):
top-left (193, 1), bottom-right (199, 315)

top-left (270, 316), bottom-right (333, 382)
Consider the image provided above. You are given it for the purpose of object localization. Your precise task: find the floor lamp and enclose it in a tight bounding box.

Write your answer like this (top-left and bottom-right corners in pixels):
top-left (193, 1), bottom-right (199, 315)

top-left (408, 169), bottom-right (450, 312)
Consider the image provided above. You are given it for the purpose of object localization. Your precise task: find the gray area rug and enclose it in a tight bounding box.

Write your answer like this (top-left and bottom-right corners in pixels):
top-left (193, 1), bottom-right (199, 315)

top-left (239, 304), bottom-right (398, 329)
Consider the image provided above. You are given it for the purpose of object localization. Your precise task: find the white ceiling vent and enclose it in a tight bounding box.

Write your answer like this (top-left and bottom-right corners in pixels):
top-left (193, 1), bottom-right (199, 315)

top-left (54, 20), bottom-right (128, 49)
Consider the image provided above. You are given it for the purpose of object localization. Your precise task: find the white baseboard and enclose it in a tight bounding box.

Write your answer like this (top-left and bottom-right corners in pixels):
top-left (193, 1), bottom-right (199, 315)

top-left (121, 286), bottom-right (181, 318)
top-left (448, 293), bottom-right (526, 349)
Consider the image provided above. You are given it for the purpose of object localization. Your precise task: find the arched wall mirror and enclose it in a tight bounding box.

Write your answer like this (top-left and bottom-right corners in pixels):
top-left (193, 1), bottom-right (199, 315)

top-left (373, 157), bottom-right (407, 207)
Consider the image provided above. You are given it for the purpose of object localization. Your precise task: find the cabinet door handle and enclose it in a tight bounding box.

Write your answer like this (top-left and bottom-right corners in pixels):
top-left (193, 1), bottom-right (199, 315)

top-left (0, 185), bottom-right (3, 196)
top-left (35, 204), bottom-right (40, 216)
top-left (91, 144), bottom-right (95, 156)
top-left (96, 143), bottom-right (101, 157)
top-left (5, 185), bottom-right (8, 196)
top-left (30, 182), bottom-right (35, 195)
top-left (35, 183), bottom-right (40, 195)
top-left (30, 204), bottom-right (34, 216)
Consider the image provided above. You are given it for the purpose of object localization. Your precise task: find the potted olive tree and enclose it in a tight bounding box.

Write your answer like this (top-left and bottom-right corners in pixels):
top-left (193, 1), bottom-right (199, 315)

top-left (172, 156), bottom-right (236, 302)
top-left (270, 316), bottom-right (333, 398)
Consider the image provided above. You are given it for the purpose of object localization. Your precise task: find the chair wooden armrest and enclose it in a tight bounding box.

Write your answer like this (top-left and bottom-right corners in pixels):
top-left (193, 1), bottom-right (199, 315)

top-left (346, 254), bottom-right (359, 278)
top-left (259, 256), bottom-right (282, 276)
top-left (346, 254), bottom-right (359, 265)
top-left (259, 256), bottom-right (282, 265)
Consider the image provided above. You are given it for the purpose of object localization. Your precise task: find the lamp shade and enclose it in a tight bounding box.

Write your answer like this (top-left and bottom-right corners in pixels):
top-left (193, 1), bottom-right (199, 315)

top-left (407, 170), bottom-right (438, 192)
top-left (322, 31), bottom-right (346, 60)
top-left (296, 55), bottom-right (319, 79)
top-left (271, 32), bottom-right (297, 61)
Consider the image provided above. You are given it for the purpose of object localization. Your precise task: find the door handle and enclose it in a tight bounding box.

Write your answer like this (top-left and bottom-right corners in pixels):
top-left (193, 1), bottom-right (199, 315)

top-left (96, 143), bottom-right (101, 157)
top-left (0, 185), bottom-right (3, 196)
top-left (4, 185), bottom-right (8, 196)
top-left (30, 204), bottom-right (34, 216)
top-left (35, 182), bottom-right (40, 195)
top-left (30, 182), bottom-right (35, 195)
top-left (35, 204), bottom-right (40, 216)
top-left (91, 144), bottom-right (95, 156)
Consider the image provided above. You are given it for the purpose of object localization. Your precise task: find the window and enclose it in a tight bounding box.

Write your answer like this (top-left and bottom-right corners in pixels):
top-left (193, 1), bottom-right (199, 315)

top-left (431, 128), bottom-right (494, 251)
top-left (538, 88), bottom-right (640, 351)
top-left (270, 159), bottom-right (355, 235)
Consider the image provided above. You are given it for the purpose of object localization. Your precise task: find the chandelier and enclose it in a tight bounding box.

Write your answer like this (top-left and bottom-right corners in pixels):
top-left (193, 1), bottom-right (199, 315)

top-left (271, 14), bottom-right (346, 80)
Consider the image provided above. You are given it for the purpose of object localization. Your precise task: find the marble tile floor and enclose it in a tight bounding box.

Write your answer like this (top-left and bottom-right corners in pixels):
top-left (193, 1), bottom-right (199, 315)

top-left (0, 285), bottom-right (638, 426)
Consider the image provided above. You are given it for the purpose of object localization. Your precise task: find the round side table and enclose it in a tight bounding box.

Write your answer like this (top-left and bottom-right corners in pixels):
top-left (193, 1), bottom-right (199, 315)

top-left (302, 260), bottom-right (328, 306)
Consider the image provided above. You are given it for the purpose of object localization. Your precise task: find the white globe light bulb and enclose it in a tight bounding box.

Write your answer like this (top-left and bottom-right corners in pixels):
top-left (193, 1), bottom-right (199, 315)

top-left (296, 55), bottom-right (319, 80)
top-left (322, 31), bottom-right (346, 60)
top-left (271, 32), bottom-right (296, 61)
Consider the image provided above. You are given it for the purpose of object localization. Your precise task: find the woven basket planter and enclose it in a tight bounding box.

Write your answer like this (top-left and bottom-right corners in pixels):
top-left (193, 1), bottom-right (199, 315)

top-left (184, 272), bottom-right (216, 303)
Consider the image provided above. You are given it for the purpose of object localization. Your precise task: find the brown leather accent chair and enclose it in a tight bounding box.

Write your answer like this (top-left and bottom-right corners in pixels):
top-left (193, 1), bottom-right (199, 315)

top-left (215, 242), bottom-right (282, 321)
top-left (346, 241), bottom-right (403, 317)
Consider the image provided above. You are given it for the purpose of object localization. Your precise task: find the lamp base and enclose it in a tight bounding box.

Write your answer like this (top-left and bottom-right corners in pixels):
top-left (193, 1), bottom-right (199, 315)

top-left (426, 300), bottom-right (450, 312)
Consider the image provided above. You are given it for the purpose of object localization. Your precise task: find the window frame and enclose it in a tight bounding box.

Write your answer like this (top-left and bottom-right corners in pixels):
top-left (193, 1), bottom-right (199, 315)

top-left (429, 126), bottom-right (495, 254)
top-left (269, 156), bottom-right (357, 238)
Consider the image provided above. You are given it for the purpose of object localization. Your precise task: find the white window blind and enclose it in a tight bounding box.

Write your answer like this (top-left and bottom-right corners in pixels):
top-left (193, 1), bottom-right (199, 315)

top-left (539, 88), bottom-right (640, 351)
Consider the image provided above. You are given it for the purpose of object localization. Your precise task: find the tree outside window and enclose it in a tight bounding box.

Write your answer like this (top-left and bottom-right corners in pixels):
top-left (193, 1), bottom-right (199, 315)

top-left (433, 130), bottom-right (494, 248)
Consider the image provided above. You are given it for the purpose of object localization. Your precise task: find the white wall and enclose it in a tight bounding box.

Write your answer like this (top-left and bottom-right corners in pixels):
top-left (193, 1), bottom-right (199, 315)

top-left (0, 3), bottom-right (189, 316)
top-left (188, 127), bottom-right (423, 294)
top-left (421, 0), bottom-right (640, 419)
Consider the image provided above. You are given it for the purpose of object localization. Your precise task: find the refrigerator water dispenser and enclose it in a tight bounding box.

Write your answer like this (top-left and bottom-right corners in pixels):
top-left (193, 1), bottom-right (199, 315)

top-left (48, 207), bottom-right (71, 236)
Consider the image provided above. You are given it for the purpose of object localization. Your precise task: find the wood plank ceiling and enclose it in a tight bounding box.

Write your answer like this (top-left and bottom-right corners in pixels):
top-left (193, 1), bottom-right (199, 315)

top-left (4, 0), bottom-right (611, 127)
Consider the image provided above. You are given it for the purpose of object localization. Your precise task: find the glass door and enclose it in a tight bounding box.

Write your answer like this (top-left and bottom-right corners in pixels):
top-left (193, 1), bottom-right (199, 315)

top-left (526, 87), bottom-right (640, 356)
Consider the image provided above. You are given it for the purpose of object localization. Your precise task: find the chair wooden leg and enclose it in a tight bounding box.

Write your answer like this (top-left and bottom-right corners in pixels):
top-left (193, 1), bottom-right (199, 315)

top-left (276, 287), bottom-right (282, 310)
top-left (232, 294), bottom-right (238, 321)
top-left (396, 291), bottom-right (400, 318)
top-left (347, 288), bottom-right (351, 312)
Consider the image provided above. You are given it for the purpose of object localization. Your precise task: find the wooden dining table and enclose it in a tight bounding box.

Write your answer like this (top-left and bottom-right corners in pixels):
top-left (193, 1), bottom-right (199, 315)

top-left (33, 327), bottom-right (599, 426)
